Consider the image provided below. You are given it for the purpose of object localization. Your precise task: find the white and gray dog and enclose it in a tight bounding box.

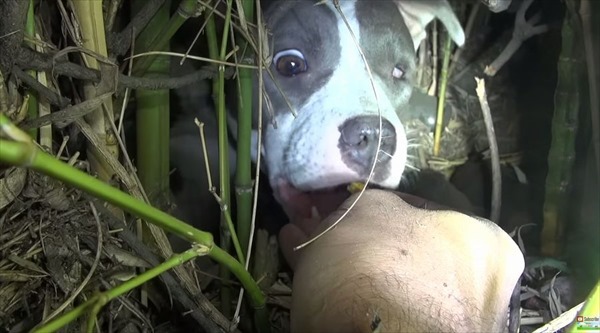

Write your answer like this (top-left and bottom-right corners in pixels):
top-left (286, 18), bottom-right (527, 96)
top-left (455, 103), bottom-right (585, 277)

top-left (170, 0), bottom-right (465, 233)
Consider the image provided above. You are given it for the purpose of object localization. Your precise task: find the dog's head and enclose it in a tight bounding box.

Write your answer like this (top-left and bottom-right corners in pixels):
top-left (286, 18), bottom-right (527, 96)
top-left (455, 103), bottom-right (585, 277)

top-left (257, 0), bottom-right (464, 198)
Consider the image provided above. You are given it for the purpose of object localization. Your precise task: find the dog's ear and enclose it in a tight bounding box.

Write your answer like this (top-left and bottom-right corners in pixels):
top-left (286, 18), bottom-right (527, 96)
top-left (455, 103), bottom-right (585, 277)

top-left (394, 0), bottom-right (465, 50)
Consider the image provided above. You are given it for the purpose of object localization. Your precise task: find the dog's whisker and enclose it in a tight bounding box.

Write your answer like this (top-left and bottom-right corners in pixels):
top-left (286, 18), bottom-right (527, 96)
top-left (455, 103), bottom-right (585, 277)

top-left (405, 163), bottom-right (420, 171)
top-left (378, 150), bottom-right (393, 158)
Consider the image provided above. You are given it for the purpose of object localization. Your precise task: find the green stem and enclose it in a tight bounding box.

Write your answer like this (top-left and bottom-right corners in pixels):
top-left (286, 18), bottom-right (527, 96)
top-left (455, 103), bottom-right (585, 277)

top-left (25, 0), bottom-right (38, 141)
top-left (205, 13), bottom-right (219, 61)
top-left (204, 9), bottom-right (232, 317)
top-left (433, 34), bottom-right (452, 157)
top-left (210, 246), bottom-right (263, 308)
top-left (86, 298), bottom-right (104, 333)
top-left (224, 205), bottom-right (246, 264)
top-left (0, 135), bottom-right (268, 327)
top-left (0, 138), bottom-right (209, 243)
top-left (217, 0), bottom-right (234, 224)
top-left (235, 0), bottom-right (255, 258)
top-left (133, 0), bottom-right (171, 206)
top-left (33, 249), bottom-right (201, 333)
top-left (541, 2), bottom-right (581, 256)
top-left (132, 0), bottom-right (201, 76)
top-left (219, 0), bottom-right (235, 317)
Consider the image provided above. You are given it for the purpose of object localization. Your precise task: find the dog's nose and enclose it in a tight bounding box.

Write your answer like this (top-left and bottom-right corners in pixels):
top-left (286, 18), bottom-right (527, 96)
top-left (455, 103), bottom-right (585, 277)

top-left (338, 115), bottom-right (397, 170)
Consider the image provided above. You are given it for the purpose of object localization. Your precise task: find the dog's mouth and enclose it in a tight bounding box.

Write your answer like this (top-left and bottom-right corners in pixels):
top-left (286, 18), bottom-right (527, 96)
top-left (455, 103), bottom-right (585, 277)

top-left (274, 178), bottom-right (351, 222)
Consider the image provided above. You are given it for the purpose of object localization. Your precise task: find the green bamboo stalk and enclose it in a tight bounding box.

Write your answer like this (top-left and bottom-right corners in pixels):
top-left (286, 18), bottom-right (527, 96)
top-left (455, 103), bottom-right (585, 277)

top-left (70, 1), bottom-right (118, 183)
top-left (129, 3), bottom-right (212, 305)
top-left (235, 0), bottom-right (255, 258)
top-left (132, 3), bottom-right (170, 310)
top-left (220, 0), bottom-right (235, 317)
top-left (202, 3), bottom-right (266, 327)
top-left (203, 9), bottom-right (234, 318)
top-left (433, 33), bottom-right (452, 156)
top-left (33, 37), bottom-right (53, 152)
top-left (205, 12), bottom-right (220, 61)
top-left (133, 0), bottom-right (171, 207)
top-left (132, 0), bottom-right (201, 77)
top-left (217, 0), bottom-right (234, 231)
top-left (203, 2), bottom-right (236, 317)
top-left (540, 1), bottom-right (582, 256)
top-left (33, 249), bottom-right (202, 333)
top-left (24, 0), bottom-right (38, 141)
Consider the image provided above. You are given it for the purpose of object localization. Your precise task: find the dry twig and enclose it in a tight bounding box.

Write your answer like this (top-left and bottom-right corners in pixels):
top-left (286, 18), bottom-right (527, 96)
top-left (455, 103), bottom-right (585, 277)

top-left (485, 0), bottom-right (549, 76)
top-left (475, 77), bottom-right (502, 223)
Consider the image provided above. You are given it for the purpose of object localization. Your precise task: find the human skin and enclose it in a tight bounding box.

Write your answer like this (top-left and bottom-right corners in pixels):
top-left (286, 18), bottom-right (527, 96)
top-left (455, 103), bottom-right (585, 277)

top-left (278, 189), bottom-right (524, 333)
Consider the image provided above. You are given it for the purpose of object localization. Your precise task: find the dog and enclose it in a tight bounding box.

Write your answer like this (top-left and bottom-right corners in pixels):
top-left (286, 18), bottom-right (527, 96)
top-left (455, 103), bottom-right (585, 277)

top-left (170, 0), bottom-right (466, 237)
top-left (169, 4), bottom-right (526, 330)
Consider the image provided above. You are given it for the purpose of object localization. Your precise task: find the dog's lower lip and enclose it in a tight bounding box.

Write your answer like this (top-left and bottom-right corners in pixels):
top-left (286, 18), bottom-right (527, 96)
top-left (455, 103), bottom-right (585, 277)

top-left (276, 178), bottom-right (351, 219)
top-left (286, 178), bottom-right (349, 195)
top-left (310, 184), bottom-right (348, 193)
top-left (280, 177), bottom-right (348, 195)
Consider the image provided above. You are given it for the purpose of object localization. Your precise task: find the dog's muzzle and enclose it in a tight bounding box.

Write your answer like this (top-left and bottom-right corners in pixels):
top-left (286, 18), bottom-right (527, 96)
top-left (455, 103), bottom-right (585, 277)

top-left (338, 115), bottom-right (397, 176)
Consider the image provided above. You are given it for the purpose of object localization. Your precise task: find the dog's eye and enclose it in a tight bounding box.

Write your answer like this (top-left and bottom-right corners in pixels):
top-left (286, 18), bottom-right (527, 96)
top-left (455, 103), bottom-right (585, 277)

top-left (392, 65), bottom-right (405, 80)
top-left (274, 49), bottom-right (308, 77)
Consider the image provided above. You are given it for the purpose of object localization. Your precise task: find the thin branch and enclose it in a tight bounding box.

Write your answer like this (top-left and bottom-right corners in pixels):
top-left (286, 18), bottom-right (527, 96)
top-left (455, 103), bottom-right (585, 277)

top-left (475, 77), bottom-right (502, 223)
top-left (119, 67), bottom-right (228, 89)
top-left (12, 66), bottom-right (71, 108)
top-left (89, 198), bottom-right (230, 333)
top-left (20, 92), bottom-right (112, 130)
top-left (16, 47), bottom-right (232, 91)
top-left (485, 0), bottom-right (549, 76)
top-left (108, 0), bottom-right (168, 57)
top-left (449, 2), bottom-right (482, 77)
